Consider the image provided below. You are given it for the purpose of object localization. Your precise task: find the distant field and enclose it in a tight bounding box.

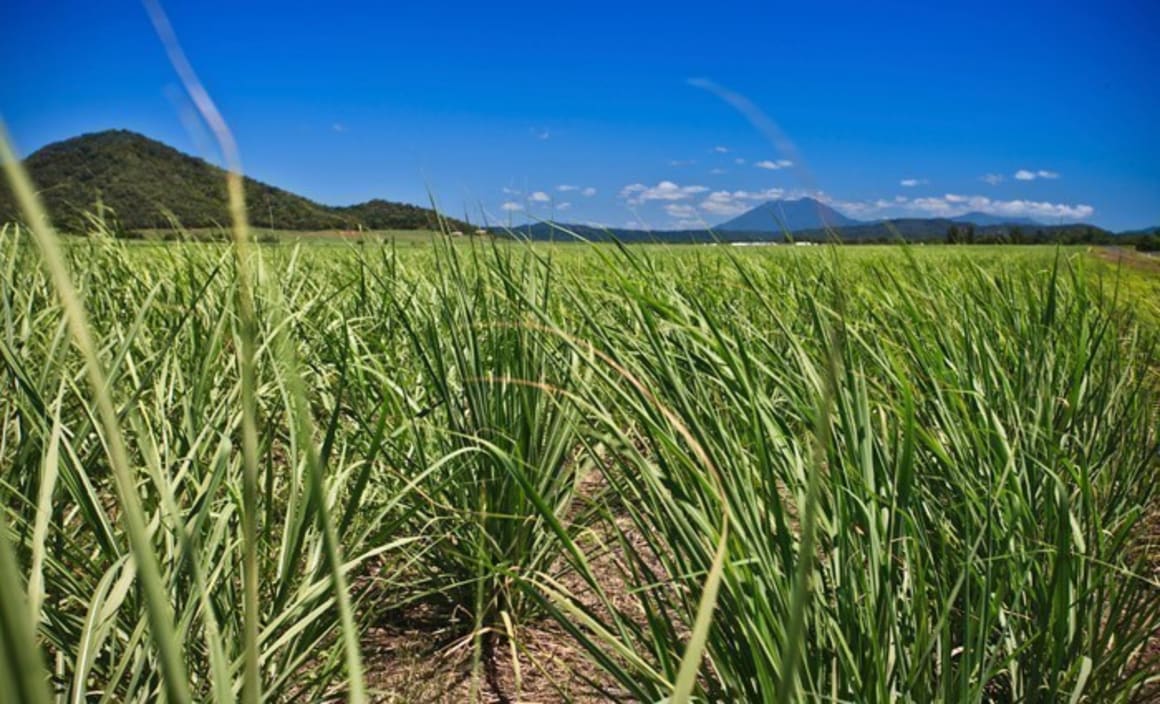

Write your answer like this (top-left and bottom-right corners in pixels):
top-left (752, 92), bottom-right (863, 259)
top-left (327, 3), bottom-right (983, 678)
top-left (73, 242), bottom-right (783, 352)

top-left (127, 226), bottom-right (447, 244)
top-left (1087, 246), bottom-right (1160, 324)
top-left (2, 226), bottom-right (1158, 702)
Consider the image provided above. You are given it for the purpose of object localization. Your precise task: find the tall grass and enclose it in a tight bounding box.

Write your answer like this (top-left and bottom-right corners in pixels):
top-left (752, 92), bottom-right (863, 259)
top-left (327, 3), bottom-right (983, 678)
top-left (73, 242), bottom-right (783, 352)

top-left (0, 181), bottom-right (385, 698)
top-left (521, 245), bottom-right (1160, 701)
top-left (383, 241), bottom-right (584, 619)
top-left (0, 174), bottom-right (1156, 703)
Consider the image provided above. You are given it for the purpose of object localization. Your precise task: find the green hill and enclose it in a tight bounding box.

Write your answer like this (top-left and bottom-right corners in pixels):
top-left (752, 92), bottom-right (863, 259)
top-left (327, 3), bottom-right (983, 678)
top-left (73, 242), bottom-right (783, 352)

top-left (0, 130), bottom-right (464, 233)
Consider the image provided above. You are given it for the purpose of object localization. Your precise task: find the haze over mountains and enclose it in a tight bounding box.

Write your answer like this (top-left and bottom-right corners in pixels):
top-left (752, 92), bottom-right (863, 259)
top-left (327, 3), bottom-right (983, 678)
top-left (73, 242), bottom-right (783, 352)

top-left (0, 130), bottom-right (1129, 242)
top-left (715, 198), bottom-right (1041, 232)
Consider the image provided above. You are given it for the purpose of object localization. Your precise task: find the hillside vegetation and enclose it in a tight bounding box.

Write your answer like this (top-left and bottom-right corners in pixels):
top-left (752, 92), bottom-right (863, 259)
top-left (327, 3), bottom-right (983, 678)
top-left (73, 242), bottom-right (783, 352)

top-left (0, 130), bottom-right (467, 233)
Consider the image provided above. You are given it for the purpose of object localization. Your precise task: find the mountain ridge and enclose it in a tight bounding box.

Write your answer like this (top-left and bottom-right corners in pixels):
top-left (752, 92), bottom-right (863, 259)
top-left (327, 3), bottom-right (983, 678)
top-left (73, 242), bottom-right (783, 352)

top-left (496, 217), bottom-right (1112, 244)
top-left (713, 198), bottom-right (1047, 233)
top-left (0, 129), bottom-right (466, 233)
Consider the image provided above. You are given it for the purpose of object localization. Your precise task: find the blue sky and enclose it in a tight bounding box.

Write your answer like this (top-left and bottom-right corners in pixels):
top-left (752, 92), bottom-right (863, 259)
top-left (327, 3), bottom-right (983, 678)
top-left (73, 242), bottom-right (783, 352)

top-left (2, 0), bottom-right (1158, 231)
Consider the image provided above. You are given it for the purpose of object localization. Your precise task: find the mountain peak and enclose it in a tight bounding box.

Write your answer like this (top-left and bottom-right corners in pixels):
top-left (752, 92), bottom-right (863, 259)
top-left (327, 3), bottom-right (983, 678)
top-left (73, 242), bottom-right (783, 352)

top-left (32, 129), bottom-right (170, 155)
top-left (717, 197), bottom-right (861, 233)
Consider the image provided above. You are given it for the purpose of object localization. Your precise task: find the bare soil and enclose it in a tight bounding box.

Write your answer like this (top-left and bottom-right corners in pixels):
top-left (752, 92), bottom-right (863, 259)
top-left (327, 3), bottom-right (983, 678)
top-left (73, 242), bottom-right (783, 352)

top-left (358, 467), bottom-right (659, 703)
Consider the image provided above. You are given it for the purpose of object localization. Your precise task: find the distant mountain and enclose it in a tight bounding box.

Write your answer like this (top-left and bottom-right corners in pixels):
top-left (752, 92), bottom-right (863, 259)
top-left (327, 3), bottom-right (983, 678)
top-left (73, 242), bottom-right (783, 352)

top-left (492, 194), bottom-right (1108, 245)
top-left (717, 197), bottom-right (861, 232)
top-left (0, 130), bottom-right (464, 233)
top-left (951, 212), bottom-right (1039, 227)
top-left (715, 200), bottom-right (1040, 233)
top-left (1117, 225), bottom-right (1160, 236)
top-left (496, 218), bottom-right (1113, 245)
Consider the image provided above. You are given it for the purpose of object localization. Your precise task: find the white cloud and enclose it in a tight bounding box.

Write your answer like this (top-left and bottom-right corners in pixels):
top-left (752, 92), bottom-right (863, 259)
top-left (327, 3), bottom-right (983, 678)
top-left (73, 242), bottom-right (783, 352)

top-left (755, 159), bottom-right (794, 170)
top-left (819, 195), bottom-right (893, 219)
top-left (665, 203), bottom-right (699, 218)
top-left (1013, 168), bottom-right (1060, 181)
top-left (502, 187), bottom-right (521, 195)
top-left (899, 178), bottom-right (927, 187)
top-left (501, 201), bottom-right (524, 212)
top-left (897, 194), bottom-right (1092, 220)
top-left (700, 192), bottom-right (749, 217)
top-left (619, 180), bottom-right (708, 205)
top-left (332, 123), bottom-right (347, 133)
top-left (900, 197), bottom-right (958, 217)
top-left (734, 157), bottom-right (746, 165)
top-left (670, 159), bottom-right (697, 167)
top-left (709, 168), bottom-right (727, 175)
top-left (713, 146), bottom-right (730, 153)
top-left (981, 173), bottom-right (1005, 185)
top-left (531, 127), bottom-right (551, 140)
top-left (983, 197), bottom-right (1088, 219)
top-left (560, 184), bottom-right (597, 196)
top-left (698, 188), bottom-right (787, 216)
top-left (557, 202), bottom-right (572, 211)
top-left (529, 191), bottom-right (551, 203)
